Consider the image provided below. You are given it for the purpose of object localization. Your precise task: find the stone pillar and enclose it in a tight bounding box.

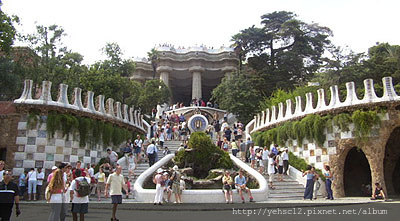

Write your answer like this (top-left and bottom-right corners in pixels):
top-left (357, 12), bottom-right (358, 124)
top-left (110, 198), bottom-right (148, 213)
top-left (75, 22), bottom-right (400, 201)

top-left (191, 70), bottom-right (203, 100)
top-left (160, 71), bottom-right (169, 88)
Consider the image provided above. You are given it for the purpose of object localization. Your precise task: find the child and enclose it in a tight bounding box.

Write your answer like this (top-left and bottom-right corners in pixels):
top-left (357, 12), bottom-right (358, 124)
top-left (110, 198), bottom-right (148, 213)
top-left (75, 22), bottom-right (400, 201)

top-left (180, 176), bottom-right (186, 191)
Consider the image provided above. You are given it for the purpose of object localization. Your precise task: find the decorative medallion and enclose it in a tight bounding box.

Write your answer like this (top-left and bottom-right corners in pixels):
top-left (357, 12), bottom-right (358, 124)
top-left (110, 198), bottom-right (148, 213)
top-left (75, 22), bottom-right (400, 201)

top-left (188, 114), bottom-right (209, 132)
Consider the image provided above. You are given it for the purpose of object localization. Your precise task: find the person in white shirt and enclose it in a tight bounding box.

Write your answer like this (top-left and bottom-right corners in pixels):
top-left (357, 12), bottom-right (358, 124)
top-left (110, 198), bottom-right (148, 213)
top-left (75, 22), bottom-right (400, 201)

top-left (36, 168), bottom-right (45, 200)
top-left (146, 140), bottom-right (158, 167)
top-left (88, 164), bottom-right (95, 195)
top-left (105, 165), bottom-right (127, 221)
top-left (69, 169), bottom-right (91, 221)
top-left (261, 147), bottom-right (270, 175)
top-left (27, 168), bottom-right (37, 200)
top-left (107, 148), bottom-right (119, 167)
top-left (267, 153), bottom-right (276, 190)
top-left (282, 148), bottom-right (289, 175)
top-left (0, 160), bottom-right (5, 182)
top-left (134, 135), bottom-right (143, 163)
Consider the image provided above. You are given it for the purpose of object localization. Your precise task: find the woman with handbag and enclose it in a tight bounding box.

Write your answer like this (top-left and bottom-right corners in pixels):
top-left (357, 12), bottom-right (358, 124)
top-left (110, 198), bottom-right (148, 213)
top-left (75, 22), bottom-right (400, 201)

top-left (222, 170), bottom-right (233, 204)
top-left (47, 169), bottom-right (65, 221)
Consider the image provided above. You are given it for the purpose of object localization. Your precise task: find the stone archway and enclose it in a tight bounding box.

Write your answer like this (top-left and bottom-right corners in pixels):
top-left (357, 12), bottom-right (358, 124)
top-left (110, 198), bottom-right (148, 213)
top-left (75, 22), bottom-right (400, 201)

top-left (384, 127), bottom-right (400, 195)
top-left (344, 147), bottom-right (371, 196)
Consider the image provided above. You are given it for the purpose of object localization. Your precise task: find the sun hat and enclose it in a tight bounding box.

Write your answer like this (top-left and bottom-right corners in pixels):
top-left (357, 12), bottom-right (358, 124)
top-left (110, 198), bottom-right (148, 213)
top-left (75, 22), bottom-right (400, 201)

top-left (157, 168), bottom-right (163, 173)
top-left (51, 166), bottom-right (58, 170)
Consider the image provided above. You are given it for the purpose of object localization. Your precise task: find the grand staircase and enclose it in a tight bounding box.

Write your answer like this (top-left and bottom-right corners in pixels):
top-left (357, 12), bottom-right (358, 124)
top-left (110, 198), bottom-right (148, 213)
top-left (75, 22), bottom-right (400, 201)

top-left (122, 140), bottom-right (182, 185)
top-left (266, 175), bottom-right (305, 201)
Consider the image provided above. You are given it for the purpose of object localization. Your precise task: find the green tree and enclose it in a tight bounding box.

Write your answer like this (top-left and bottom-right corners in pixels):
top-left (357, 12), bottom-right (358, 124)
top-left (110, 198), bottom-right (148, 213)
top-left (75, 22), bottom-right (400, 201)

top-left (0, 1), bottom-right (19, 54)
top-left (147, 47), bottom-right (159, 79)
top-left (138, 80), bottom-right (170, 114)
top-left (212, 71), bottom-right (259, 124)
top-left (232, 11), bottom-right (332, 97)
top-left (100, 42), bottom-right (135, 77)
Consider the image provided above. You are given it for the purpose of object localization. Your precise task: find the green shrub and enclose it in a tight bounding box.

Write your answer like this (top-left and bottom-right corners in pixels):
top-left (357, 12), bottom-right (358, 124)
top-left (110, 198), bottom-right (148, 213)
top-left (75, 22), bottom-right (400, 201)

top-left (288, 152), bottom-right (325, 181)
top-left (333, 113), bottom-right (352, 132)
top-left (352, 110), bottom-right (380, 141)
top-left (175, 132), bottom-right (233, 178)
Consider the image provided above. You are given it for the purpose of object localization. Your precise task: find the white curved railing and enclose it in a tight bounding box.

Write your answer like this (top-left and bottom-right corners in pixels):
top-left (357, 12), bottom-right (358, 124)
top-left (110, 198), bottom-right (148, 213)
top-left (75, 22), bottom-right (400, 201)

top-left (134, 154), bottom-right (268, 203)
top-left (14, 80), bottom-right (149, 133)
top-left (248, 76), bottom-right (400, 135)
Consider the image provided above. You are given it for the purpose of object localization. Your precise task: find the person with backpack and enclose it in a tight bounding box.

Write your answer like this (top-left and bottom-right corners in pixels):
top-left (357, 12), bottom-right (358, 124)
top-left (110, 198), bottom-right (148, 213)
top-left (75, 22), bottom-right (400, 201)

top-left (69, 169), bottom-right (91, 221)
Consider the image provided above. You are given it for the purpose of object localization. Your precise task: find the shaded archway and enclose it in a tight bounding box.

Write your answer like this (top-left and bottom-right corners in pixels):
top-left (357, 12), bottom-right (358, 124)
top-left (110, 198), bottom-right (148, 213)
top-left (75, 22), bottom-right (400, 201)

top-left (344, 147), bottom-right (371, 196)
top-left (384, 127), bottom-right (400, 195)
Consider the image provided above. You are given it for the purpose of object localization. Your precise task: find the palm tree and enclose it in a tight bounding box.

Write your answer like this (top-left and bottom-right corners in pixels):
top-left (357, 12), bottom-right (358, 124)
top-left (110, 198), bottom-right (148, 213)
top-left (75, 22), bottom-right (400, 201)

top-left (147, 48), bottom-right (159, 79)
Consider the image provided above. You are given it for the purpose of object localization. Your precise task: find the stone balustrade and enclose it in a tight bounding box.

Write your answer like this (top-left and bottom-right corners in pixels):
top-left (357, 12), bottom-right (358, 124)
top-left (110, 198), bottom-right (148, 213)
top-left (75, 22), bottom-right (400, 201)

top-left (247, 77), bottom-right (400, 135)
top-left (14, 80), bottom-right (148, 134)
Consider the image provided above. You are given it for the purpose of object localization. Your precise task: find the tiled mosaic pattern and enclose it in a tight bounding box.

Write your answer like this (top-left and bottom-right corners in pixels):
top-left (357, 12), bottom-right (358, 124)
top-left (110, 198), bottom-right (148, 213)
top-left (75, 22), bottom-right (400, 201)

top-left (283, 113), bottom-right (389, 170)
top-left (13, 115), bottom-right (109, 175)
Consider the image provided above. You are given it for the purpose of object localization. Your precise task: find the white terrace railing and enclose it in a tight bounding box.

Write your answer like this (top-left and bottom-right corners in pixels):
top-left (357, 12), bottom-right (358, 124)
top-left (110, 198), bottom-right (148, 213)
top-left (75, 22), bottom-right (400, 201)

top-left (14, 80), bottom-right (148, 134)
top-left (247, 76), bottom-right (400, 136)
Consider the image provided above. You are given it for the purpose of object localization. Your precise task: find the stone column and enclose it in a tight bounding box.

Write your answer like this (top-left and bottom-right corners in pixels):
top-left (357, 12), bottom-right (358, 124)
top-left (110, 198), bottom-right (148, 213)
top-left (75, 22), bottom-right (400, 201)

top-left (192, 71), bottom-right (202, 100)
top-left (160, 71), bottom-right (169, 88)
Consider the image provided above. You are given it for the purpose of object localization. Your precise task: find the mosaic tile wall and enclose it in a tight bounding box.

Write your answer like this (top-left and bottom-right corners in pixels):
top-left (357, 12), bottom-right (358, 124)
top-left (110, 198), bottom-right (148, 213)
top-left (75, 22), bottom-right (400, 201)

top-left (282, 113), bottom-right (388, 170)
top-left (13, 115), bottom-right (108, 176)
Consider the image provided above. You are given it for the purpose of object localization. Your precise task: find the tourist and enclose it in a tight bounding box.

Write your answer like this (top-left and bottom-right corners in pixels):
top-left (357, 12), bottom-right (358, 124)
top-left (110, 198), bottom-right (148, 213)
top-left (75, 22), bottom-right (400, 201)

top-left (163, 146), bottom-right (171, 156)
top-left (69, 169), bottom-right (91, 221)
top-left (256, 148), bottom-right (264, 174)
top-left (96, 167), bottom-right (106, 201)
top-left (153, 168), bottom-right (164, 205)
top-left (47, 169), bottom-right (66, 221)
top-left (72, 161), bottom-right (87, 179)
top-left (36, 168), bottom-right (45, 200)
top-left (107, 148), bottom-right (119, 167)
top-left (222, 137), bottom-right (230, 152)
top-left (271, 144), bottom-right (279, 156)
top-left (26, 168), bottom-right (37, 201)
top-left (47, 166), bottom-right (58, 183)
top-left (0, 169), bottom-right (21, 220)
top-left (122, 177), bottom-right (131, 199)
top-left (222, 170), bottom-right (233, 204)
top-left (101, 162), bottom-right (111, 178)
top-left (0, 160), bottom-right (4, 182)
top-left (313, 169), bottom-right (321, 200)
top-left (163, 172), bottom-right (172, 203)
top-left (105, 165), bottom-right (127, 221)
top-left (234, 170), bottom-right (254, 203)
top-left (282, 148), bottom-right (289, 175)
top-left (224, 126), bottom-right (232, 142)
top-left (58, 162), bottom-right (70, 220)
top-left (146, 140), bottom-right (158, 167)
top-left (261, 146), bottom-right (269, 175)
top-left (276, 151), bottom-right (284, 181)
top-left (170, 165), bottom-right (182, 203)
top-left (249, 145), bottom-right (256, 168)
top-left (180, 176), bottom-right (186, 193)
top-left (245, 138), bottom-right (253, 163)
top-left (324, 165), bottom-right (334, 200)
top-left (88, 164), bottom-right (96, 196)
top-left (127, 153), bottom-right (136, 180)
top-left (134, 135), bottom-right (143, 163)
top-left (239, 139), bottom-right (246, 162)
top-left (371, 183), bottom-right (386, 200)
top-left (267, 153), bottom-right (276, 190)
top-left (231, 139), bottom-right (239, 157)
top-left (302, 165), bottom-right (315, 200)
top-left (18, 170), bottom-right (27, 200)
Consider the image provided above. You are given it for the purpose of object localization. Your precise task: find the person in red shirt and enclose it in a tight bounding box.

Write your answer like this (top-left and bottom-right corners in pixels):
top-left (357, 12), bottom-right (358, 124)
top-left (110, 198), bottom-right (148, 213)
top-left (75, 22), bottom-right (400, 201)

top-left (72, 161), bottom-right (86, 179)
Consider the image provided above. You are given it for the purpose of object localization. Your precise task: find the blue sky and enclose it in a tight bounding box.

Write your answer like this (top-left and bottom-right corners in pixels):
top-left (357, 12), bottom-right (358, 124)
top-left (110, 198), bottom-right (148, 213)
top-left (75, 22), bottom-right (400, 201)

top-left (3, 0), bottom-right (400, 64)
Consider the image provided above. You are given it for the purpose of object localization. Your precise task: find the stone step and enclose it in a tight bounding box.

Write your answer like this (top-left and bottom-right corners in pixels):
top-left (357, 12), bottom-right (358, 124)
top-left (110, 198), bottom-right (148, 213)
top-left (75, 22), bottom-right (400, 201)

top-left (273, 185), bottom-right (304, 189)
top-left (269, 192), bottom-right (305, 198)
top-left (269, 188), bottom-right (304, 193)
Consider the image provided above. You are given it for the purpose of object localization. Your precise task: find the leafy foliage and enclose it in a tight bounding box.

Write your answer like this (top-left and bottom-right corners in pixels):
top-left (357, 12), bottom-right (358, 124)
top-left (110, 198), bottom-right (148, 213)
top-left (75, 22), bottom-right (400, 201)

top-left (0, 3), bottom-right (19, 54)
top-left (174, 132), bottom-right (233, 178)
top-left (288, 152), bottom-right (325, 181)
top-left (212, 72), bottom-right (260, 124)
top-left (351, 110), bottom-right (380, 141)
top-left (43, 110), bottom-right (134, 147)
top-left (137, 79), bottom-right (170, 114)
top-left (332, 113), bottom-right (352, 132)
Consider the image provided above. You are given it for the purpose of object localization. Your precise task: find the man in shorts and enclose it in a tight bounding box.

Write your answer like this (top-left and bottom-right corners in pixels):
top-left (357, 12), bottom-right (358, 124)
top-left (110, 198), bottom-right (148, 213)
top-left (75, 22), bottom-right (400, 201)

top-left (134, 135), bottom-right (143, 163)
top-left (234, 170), bottom-right (254, 203)
top-left (69, 169), bottom-right (91, 221)
top-left (105, 165), bottom-right (127, 221)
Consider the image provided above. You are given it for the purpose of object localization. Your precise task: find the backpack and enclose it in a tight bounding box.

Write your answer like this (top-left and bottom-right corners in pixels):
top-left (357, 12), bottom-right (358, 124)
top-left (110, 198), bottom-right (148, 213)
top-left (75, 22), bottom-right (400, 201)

top-left (75, 178), bottom-right (91, 197)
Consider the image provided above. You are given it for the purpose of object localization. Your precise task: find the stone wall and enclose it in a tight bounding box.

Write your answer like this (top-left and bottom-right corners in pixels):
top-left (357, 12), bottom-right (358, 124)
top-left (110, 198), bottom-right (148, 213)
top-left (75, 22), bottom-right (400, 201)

top-left (12, 113), bottom-right (109, 176)
top-left (279, 110), bottom-right (400, 198)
